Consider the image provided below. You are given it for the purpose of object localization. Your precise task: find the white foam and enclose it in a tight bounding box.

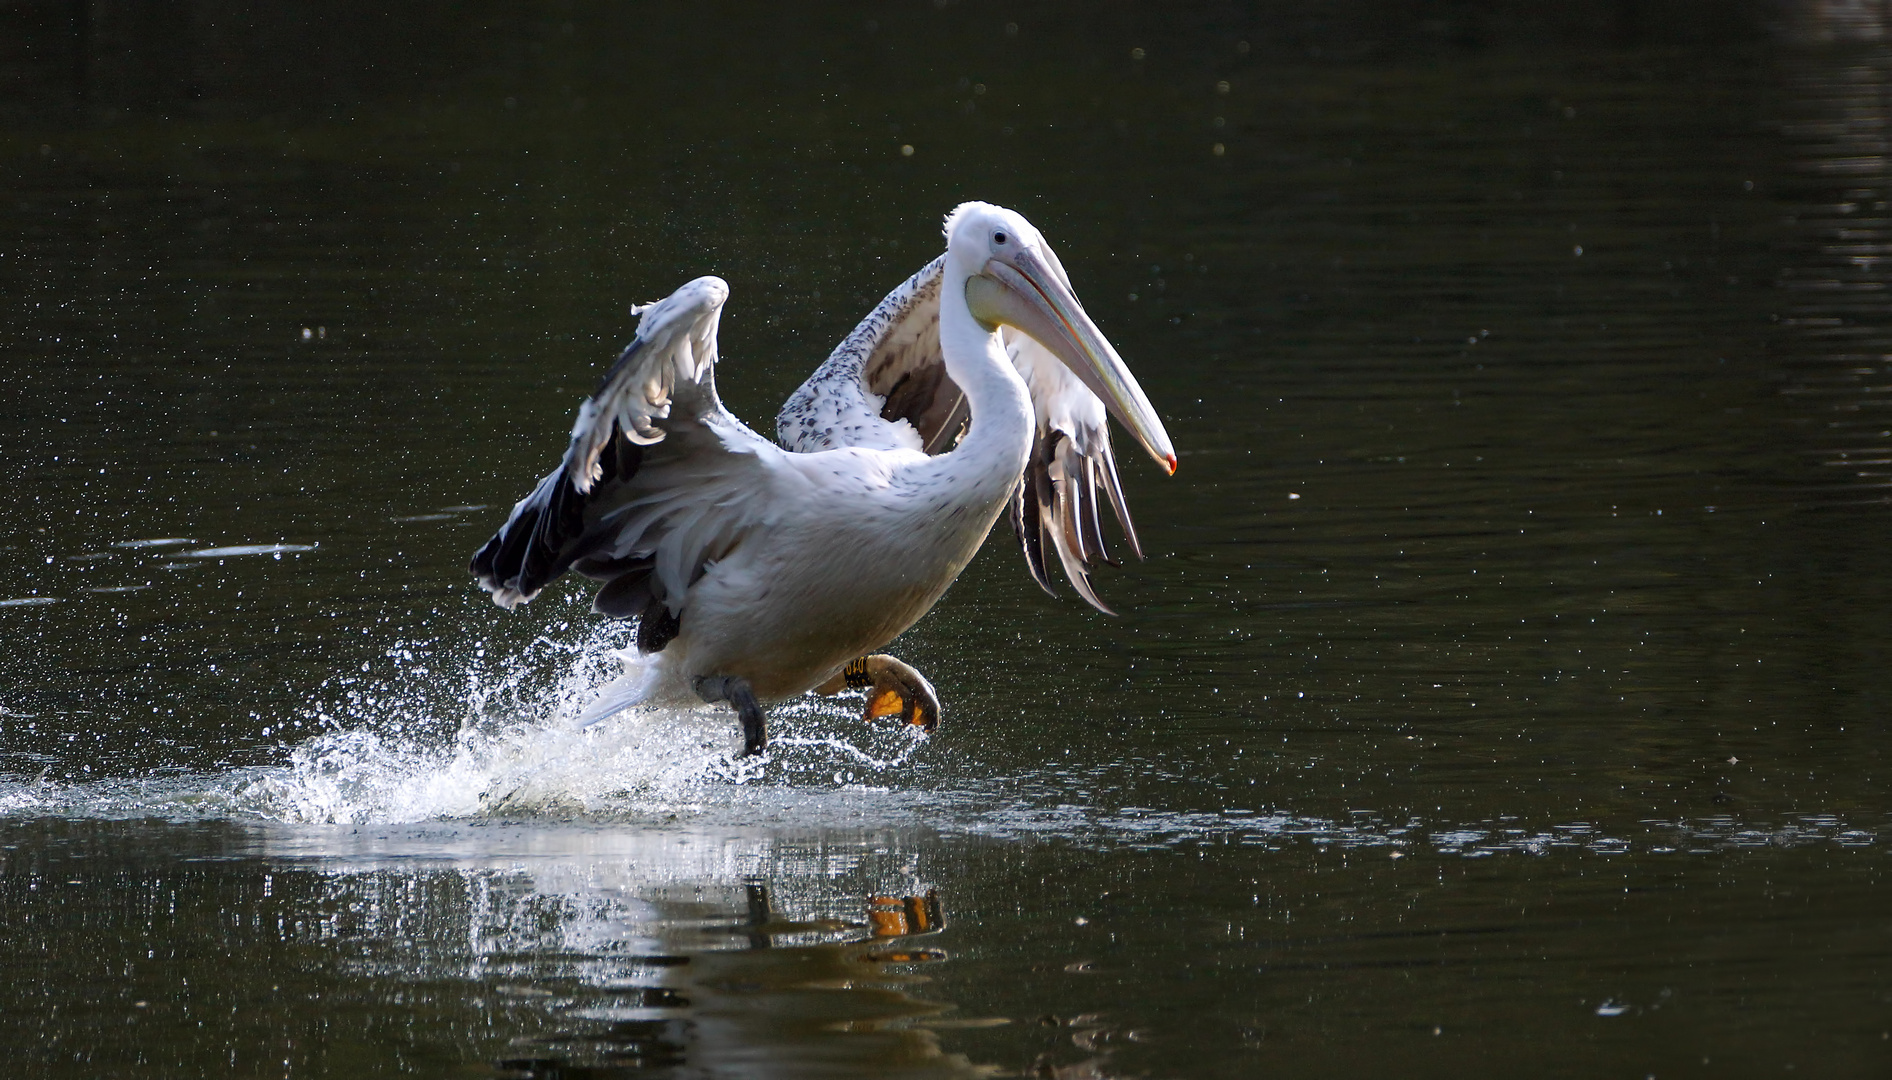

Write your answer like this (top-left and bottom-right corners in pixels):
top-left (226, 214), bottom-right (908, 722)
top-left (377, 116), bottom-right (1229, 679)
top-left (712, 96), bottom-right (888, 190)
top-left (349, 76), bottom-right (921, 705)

top-left (233, 703), bottom-right (768, 824)
top-left (0, 785), bottom-right (50, 814)
top-left (0, 619), bottom-right (933, 827)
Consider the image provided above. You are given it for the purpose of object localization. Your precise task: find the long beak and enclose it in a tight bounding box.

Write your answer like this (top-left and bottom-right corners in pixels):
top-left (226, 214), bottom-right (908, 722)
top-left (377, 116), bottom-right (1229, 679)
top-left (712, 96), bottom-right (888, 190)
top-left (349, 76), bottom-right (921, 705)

top-left (966, 249), bottom-right (1177, 474)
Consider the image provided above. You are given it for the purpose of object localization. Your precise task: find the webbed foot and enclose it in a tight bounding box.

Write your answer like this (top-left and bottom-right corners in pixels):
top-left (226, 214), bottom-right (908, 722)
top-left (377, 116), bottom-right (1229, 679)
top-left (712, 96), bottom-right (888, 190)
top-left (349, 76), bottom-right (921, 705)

top-left (818, 655), bottom-right (940, 733)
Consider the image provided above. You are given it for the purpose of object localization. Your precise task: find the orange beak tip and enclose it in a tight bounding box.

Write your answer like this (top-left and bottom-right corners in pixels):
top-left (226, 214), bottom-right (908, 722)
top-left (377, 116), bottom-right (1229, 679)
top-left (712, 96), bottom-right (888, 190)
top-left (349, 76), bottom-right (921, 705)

top-left (1164, 454), bottom-right (1178, 476)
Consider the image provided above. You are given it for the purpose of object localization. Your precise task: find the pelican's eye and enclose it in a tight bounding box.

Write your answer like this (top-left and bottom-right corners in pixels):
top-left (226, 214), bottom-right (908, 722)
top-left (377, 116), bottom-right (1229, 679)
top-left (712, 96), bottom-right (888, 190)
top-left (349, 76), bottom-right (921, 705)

top-left (993, 231), bottom-right (1009, 245)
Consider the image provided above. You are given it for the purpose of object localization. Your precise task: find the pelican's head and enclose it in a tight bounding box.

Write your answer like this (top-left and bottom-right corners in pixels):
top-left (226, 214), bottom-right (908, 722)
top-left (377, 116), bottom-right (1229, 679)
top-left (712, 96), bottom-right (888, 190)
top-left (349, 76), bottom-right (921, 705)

top-left (945, 202), bottom-right (1176, 474)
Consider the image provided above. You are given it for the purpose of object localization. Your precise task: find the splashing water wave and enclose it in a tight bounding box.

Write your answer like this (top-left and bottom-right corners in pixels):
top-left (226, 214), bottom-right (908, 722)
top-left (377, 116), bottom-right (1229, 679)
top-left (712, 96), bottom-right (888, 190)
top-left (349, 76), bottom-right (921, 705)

top-left (1, 622), bottom-right (1881, 859)
top-left (0, 620), bottom-right (934, 826)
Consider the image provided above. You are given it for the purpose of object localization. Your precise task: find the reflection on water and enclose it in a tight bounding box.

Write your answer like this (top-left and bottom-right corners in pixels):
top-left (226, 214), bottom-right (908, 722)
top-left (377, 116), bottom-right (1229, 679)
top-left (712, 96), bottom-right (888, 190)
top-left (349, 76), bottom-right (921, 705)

top-left (2, 819), bottom-right (986, 1079)
top-left (6, 815), bottom-right (1888, 1079)
top-left (393, 871), bottom-right (965, 1078)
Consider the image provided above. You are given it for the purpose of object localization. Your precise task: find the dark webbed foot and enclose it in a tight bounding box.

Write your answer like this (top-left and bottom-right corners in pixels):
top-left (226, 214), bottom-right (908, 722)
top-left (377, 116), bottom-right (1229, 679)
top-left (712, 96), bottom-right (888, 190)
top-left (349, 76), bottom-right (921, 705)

top-left (694, 675), bottom-right (767, 756)
top-left (817, 655), bottom-right (941, 733)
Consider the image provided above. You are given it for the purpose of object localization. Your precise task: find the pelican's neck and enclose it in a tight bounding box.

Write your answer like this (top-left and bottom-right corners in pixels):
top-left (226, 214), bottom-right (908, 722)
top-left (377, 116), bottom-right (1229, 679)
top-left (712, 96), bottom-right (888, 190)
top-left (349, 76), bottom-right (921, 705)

top-left (932, 265), bottom-right (1034, 493)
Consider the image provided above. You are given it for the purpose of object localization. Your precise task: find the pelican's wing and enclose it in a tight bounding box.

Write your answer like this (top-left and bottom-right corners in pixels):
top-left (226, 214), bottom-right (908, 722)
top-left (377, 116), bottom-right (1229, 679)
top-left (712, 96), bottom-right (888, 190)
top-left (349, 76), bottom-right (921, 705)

top-left (776, 255), bottom-right (969, 456)
top-left (776, 257), bottom-right (1141, 614)
top-left (471, 276), bottom-right (779, 648)
top-left (1005, 331), bottom-right (1144, 615)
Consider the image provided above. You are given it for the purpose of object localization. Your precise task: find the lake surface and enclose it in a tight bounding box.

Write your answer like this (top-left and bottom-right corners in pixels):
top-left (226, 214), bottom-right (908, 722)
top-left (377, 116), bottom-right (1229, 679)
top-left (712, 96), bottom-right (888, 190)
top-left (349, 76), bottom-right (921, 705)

top-left (3, 2), bottom-right (1889, 1075)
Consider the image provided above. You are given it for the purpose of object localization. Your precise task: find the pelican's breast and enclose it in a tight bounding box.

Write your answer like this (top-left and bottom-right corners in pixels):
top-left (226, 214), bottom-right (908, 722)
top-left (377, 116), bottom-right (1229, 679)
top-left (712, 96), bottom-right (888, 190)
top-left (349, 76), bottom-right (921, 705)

top-left (671, 448), bottom-right (1015, 700)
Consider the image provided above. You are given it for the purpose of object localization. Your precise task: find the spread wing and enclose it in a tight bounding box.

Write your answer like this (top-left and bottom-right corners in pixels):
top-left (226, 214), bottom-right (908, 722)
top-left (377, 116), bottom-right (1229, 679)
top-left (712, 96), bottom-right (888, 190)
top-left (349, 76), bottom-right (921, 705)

top-left (776, 255), bottom-right (967, 456)
top-left (1005, 331), bottom-right (1143, 614)
top-left (776, 259), bottom-right (1143, 613)
top-left (471, 276), bottom-right (781, 652)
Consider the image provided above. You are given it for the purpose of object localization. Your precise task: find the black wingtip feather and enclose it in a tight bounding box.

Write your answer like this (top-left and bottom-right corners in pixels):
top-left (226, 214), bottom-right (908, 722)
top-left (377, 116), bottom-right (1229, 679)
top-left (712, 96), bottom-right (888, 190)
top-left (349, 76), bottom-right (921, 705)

top-left (1098, 440), bottom-right (1143, 561)
top-left (1010, 476), bottom-right (1058, 598)
top-left (471, 423), bottom-right (650, 606)
top-left (1010, 428), bottom-right (1152, 611)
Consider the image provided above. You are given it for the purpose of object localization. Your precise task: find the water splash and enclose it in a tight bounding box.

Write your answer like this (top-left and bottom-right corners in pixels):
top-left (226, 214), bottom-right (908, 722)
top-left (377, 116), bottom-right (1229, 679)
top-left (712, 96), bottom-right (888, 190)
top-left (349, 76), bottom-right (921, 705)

top-left (219, 620), bottom-right (936, 825)
top-left (0, 622), bottom-right (1882, 857)
top-left (0, 618), bottom-right (933, 826)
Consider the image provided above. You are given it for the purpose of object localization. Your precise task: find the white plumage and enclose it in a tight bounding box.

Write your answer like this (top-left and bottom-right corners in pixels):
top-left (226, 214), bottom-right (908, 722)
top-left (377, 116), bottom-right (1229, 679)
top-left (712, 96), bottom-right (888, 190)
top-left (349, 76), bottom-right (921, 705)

top-left (472, 203), bottom-right (1174, 754)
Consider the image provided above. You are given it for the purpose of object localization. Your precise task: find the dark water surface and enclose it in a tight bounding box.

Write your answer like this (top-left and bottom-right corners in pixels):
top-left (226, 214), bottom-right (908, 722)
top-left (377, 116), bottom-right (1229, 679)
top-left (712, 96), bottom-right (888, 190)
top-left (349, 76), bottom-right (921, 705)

top-left (3, 2), bottom-right (1890, 1076)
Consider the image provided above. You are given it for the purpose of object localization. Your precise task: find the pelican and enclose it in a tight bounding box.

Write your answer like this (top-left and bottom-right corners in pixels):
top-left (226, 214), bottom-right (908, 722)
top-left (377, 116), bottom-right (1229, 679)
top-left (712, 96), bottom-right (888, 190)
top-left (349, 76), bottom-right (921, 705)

top-left (470, 203), bottom-right (1175, 755)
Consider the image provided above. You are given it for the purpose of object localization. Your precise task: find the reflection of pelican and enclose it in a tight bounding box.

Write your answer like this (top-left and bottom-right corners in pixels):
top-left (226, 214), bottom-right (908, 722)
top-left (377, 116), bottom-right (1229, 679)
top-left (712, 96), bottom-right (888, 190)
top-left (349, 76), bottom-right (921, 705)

top-left (274, 834), bottom-right (974, 1077)
top-left (501, 884), bottom-right (964, 1078)
top-left (471, 203), bottom-right (1175, 754)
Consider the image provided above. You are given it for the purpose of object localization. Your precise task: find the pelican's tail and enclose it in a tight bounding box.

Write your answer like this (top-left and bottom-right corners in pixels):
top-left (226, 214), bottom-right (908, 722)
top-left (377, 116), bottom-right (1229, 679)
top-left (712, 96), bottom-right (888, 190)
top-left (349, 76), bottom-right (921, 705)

top-left (577, 650), bottom-right (664, 728)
